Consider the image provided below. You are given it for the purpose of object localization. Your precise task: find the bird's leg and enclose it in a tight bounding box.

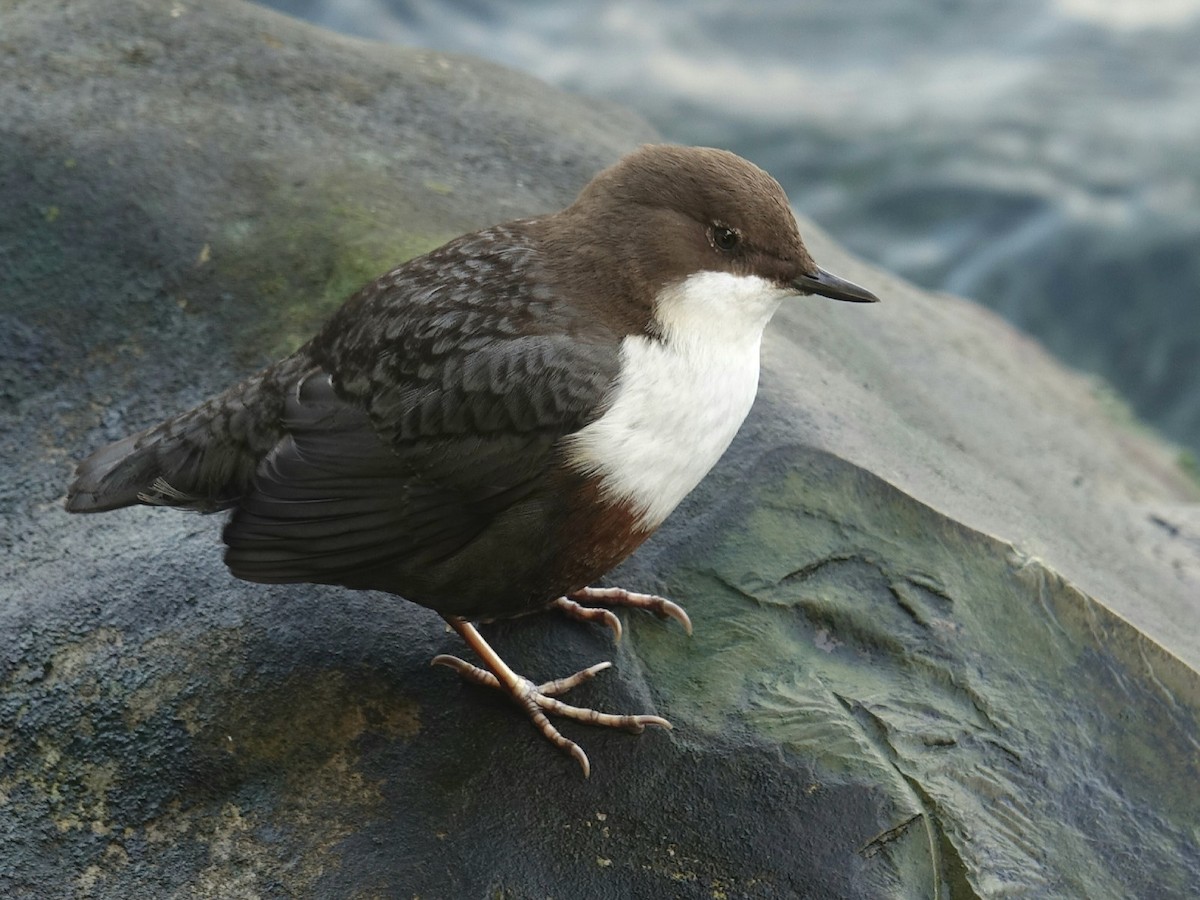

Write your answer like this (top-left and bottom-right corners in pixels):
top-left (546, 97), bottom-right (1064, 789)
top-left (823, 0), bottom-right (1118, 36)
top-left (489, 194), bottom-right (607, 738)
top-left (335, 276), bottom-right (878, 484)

top-left (432, 616), bottom-right (671, 777)
top-left (553, 586), bottom-right (693, 642)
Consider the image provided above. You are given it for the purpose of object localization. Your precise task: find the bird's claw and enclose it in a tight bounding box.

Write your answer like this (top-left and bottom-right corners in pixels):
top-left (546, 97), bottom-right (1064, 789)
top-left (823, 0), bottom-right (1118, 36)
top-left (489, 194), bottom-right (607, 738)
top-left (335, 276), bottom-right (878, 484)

top-left (432, 654), bottom-right (612, 697)
top-left (432, 649), bottom-right (671, 777)
top-left (559, 586), bottom-right (693, 638)
top-left (551, 596), bottom-right (624, 640)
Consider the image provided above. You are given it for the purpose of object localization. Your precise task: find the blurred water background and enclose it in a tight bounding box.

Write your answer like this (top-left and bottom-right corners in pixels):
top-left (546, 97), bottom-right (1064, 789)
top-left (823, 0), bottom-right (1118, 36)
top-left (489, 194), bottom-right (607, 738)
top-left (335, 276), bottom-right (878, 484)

top-left (257, 0), bottom-right (1200, 461)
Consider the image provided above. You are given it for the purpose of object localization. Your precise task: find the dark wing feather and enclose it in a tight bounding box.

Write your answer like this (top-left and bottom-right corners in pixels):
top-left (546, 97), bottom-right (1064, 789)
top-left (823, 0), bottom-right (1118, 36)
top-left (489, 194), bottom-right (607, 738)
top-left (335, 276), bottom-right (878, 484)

top-left (224, 223), bottom-right (621, 599)
top-left (225, 370), bottom-right (495, 583)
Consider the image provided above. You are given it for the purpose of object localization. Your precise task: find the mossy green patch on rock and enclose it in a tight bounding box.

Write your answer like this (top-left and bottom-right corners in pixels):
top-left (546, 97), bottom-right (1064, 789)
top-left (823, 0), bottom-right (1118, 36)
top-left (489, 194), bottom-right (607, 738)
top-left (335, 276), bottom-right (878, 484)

top-left (200, 165), bottom-right (455, 363)
top-left (637, 446), bottom-right (1200, 897)
top-left (1179, 449), bottom-right (1200, 487)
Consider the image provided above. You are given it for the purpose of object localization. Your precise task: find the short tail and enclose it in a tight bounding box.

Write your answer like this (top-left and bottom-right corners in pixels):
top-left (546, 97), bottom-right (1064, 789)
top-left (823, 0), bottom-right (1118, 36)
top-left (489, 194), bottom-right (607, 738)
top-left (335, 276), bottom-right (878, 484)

top-left (65, 417), bottom-right (247, 513)
top-left (66, 356), bottom-right (309, 514)
top-left (66, 430), bottom-right (186, 512)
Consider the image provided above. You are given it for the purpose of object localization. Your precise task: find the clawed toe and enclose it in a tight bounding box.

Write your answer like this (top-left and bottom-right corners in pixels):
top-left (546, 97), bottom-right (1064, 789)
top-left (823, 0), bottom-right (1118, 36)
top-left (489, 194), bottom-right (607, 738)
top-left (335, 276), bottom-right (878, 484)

top-left (536, 660), bottom-right (612, 696)
top-left (507, 675), bottom-right (672, 777)
top-left (432, 654), bottom-right (613, 697)
top-left (551, 596), bottom-right (624, 640)
top-left (560, 585), bottom-right (694, 637)
top-left (435, 618), bottom-right (672, 777)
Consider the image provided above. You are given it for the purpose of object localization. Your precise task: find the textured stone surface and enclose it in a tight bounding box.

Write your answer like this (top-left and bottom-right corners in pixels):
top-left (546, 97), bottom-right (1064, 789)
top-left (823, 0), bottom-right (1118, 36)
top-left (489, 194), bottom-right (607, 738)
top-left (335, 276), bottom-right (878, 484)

top-left (2, 1), bottom-right (1199, 897)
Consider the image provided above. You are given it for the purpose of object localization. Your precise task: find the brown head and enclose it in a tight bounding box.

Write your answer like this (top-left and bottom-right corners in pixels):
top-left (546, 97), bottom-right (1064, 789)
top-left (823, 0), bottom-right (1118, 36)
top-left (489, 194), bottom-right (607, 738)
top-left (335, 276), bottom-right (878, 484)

top-left (536, 144), bottom-right (877, 337)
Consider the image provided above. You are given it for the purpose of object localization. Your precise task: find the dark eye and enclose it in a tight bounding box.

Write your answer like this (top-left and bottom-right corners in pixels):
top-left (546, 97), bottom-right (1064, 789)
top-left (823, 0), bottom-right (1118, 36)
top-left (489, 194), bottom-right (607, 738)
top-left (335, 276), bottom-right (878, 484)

top-left (711, 225), bottom-right (740, 252)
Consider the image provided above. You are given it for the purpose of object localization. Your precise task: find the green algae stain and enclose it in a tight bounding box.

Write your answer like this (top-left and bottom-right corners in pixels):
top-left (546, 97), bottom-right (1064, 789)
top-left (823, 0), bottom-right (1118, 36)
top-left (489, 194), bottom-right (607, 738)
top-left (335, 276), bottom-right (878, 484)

top-left (199, 168), bottom-right (455, 363)
top-left (1178, 449), bottom-right (1200, 487)
top-left (635, 445), bottom-right (1200, 897)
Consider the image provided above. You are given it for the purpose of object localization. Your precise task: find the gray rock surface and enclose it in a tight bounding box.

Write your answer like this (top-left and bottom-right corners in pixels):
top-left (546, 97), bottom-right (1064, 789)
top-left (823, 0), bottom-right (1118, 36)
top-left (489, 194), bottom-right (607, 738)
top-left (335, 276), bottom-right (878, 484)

top-left (2, 0), bottom-right (1198, 897)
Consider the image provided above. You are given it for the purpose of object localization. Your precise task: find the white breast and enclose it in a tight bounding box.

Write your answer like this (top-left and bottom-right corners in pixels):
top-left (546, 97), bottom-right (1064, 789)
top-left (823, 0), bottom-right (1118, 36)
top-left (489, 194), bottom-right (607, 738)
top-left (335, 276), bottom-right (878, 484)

top-left (564, 271), bottom-right (791, 529)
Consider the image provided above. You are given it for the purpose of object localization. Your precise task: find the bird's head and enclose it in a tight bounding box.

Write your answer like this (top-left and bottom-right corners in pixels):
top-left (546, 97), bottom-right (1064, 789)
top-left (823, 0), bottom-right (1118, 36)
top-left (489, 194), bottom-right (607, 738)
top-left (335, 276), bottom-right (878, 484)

top-left (551, 144), bottom-right (878, 340)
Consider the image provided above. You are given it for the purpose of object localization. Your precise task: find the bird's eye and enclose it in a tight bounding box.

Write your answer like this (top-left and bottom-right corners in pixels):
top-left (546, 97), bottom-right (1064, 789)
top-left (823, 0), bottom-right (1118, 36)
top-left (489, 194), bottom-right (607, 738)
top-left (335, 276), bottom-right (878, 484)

top-left (711, 225), bottom-right (740, 252)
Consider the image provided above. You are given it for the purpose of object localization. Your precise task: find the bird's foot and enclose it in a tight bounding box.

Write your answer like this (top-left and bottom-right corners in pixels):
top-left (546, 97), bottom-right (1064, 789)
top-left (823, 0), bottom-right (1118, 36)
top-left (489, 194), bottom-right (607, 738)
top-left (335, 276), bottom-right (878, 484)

top-left (553, 586), bottom-right (693, 642)
top-left (434, 617), bottom-right (671, 777)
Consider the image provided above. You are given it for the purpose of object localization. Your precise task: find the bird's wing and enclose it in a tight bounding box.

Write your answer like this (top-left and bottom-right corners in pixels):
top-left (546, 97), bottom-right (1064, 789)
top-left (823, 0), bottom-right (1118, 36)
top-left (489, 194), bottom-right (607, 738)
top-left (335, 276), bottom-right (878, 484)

top-left (223, 224), bottom-right (621, 589)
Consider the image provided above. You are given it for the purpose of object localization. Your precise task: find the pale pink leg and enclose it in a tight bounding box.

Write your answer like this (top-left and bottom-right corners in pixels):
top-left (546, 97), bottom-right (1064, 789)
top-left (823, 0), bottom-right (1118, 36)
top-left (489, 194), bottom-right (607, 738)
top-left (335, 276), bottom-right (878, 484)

top-left (432, 616), bottom-right (671, 777)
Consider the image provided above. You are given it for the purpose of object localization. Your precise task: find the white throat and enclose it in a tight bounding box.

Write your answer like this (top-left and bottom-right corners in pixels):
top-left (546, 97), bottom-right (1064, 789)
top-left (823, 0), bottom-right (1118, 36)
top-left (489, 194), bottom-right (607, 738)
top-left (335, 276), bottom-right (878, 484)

top-left (564, 271), bottom-right (790, 529)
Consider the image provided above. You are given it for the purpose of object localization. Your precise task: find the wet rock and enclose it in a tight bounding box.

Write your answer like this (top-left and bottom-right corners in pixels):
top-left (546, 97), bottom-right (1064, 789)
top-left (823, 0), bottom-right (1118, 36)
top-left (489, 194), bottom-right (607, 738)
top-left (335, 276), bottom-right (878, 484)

top-left (2, 0), bottom-right (1198, 897)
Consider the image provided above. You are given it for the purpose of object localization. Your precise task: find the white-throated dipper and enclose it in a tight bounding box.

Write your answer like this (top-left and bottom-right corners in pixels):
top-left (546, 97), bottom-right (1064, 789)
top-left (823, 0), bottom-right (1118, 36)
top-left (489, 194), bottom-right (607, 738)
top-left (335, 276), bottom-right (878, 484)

top-left (66, 145), bottom-right (878, 776)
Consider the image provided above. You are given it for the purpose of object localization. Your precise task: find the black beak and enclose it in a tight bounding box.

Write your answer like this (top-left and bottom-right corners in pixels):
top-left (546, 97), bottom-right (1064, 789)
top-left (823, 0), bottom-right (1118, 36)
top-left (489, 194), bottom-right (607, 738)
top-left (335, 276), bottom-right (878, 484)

top-left (791, 267), bottom-right (879, 303)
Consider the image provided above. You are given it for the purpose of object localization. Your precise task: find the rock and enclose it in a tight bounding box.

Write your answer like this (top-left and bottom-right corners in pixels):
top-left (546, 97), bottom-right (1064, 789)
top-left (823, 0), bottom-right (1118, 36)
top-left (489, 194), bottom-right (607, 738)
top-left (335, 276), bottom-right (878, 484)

top-left (2, 0), bottom-right (1198, 897)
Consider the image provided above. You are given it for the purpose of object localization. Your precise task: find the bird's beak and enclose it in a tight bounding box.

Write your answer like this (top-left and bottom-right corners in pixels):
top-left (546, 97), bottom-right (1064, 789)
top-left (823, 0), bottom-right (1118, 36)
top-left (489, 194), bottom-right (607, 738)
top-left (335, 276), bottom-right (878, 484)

top-left (791, 267), bottom-right (879, 303)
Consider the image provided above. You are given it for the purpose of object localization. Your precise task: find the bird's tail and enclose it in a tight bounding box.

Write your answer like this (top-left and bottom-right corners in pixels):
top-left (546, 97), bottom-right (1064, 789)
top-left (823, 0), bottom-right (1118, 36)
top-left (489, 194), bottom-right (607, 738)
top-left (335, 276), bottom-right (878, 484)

top-left (65, 356), bottom-right (308, 514)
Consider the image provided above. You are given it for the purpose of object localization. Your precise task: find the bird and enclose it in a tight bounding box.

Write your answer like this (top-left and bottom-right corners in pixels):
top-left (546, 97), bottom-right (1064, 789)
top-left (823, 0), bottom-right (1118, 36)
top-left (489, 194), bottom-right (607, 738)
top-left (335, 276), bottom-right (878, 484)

top-left (66, 144), bottom-right (879, 776)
